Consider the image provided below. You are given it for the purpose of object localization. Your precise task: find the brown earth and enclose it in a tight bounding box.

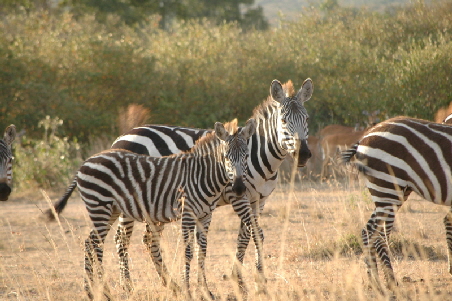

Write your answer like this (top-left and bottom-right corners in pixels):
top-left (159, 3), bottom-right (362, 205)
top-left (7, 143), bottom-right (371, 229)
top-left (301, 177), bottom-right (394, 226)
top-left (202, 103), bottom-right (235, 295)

top-left (1, 180), bottom-right (452, 300)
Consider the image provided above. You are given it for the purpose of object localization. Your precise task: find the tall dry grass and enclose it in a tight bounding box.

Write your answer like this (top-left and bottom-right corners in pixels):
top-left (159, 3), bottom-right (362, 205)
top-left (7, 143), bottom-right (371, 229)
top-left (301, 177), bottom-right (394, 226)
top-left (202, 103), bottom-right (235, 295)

top-left (1, 177), bottom-right (452, 300)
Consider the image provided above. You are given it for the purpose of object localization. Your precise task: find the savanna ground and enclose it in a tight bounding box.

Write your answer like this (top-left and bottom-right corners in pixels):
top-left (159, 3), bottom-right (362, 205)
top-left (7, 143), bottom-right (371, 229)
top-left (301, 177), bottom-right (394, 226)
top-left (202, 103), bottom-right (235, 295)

top-left (2, 176), bottom-right (452, 301)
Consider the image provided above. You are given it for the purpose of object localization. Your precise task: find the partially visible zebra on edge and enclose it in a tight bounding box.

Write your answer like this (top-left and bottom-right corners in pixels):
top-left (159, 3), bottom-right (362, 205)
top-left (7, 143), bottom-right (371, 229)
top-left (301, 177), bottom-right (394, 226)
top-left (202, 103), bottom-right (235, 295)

top-left (46, 119), bottom-right (256, 300)
top-left (111, 79), bottom-right (313, 293)
top-left (0, 125), bottom-right (16, 201)
top-left (342, 115), bottom-right (452, 293)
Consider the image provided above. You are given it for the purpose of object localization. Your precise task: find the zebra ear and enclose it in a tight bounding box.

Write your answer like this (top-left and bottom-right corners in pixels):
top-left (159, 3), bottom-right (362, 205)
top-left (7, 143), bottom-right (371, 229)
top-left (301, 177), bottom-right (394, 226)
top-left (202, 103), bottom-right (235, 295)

top-left (444, 113), bottom-right (452, 124)
top-left (3, 125), bottom-right (16, 146)
top-left (270, 80), bottom-right (285, 103)
top-left (214, 122), bottom-right (229, 141)
top-left (241, 118), bottom-right (256, 140)
top-left (296, 78), bottom-right (313, 103)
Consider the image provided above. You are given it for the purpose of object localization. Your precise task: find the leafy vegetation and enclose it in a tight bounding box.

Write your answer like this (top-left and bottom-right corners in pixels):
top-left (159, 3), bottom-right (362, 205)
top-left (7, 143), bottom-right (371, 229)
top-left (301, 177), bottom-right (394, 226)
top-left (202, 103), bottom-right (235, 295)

top-left (1, 1), bottom-right (452, 188)
top-left (13, 117), bottom-right (82, 190)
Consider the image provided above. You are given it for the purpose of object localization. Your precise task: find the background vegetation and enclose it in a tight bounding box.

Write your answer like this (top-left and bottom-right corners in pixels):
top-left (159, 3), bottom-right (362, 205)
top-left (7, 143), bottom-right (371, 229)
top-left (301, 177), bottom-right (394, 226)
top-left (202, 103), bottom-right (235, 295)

top-left (1, 0), bottom-right (452, 188)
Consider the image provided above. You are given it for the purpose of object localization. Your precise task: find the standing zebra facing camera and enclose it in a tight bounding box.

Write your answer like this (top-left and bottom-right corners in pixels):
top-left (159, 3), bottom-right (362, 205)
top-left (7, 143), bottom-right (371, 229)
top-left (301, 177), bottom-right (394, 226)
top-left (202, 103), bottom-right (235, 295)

top-left (0, 125), bottom-right (16, 202)
top-left (342, 115), bottom-right (452, 293)
top-left (46, 119), bottom-right (256, 300)
top-left (111, 78), bottom-right (313, 292)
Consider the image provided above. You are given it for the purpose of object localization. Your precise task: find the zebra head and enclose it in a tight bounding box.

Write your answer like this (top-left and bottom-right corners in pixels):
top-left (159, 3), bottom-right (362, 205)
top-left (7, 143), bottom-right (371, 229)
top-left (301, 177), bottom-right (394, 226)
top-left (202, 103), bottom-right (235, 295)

top-left (272, 78), bottom-right (313, 167)
top-left (215, 118), bottom-right (256, 197)
top-left (0, 125), bottom-right (16, 201)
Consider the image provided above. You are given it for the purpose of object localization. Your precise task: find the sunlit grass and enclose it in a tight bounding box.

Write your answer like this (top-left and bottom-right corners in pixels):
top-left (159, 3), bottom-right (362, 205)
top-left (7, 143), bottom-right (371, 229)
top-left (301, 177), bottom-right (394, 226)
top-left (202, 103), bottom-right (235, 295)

top-left (1, 172), bottom-right (452, 300)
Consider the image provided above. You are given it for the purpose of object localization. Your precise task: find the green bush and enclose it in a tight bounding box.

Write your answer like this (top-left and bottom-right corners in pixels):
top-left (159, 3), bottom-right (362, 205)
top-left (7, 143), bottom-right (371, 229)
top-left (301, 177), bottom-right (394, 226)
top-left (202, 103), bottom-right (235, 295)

top-left (1, 0), bottom-right (451, 144)
top-left (14, 116), bottom-right (82, 190)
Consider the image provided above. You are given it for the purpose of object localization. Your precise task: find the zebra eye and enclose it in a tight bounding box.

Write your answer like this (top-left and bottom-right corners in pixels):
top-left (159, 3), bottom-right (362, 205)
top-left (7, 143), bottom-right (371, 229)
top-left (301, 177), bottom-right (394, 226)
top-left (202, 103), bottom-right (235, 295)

top-left (281, 118), bottom-right (286, 123)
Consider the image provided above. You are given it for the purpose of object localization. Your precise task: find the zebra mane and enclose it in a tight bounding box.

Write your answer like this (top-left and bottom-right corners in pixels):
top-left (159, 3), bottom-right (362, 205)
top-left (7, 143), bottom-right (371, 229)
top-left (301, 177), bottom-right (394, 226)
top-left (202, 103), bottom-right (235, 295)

top-left (251, 96), bottom-right (277, 121)
top-left (182, 120), bottom-right (239, 154)
top-left (282, 80), bottom-right (295, 97)
top-left (251, 80), bottom-right (294, 122)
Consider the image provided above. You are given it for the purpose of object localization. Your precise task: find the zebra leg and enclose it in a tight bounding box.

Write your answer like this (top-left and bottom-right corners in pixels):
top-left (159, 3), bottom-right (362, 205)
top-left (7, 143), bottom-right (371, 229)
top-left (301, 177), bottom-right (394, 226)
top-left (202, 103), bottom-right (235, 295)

top-left (443, 208), bottom-right (452, 275)
top-left (230, 208), bottom-right (252, 292)
top-left (196, 213), bottom-right (215, 300)
top-left (85, 221), bottom-right (116, 300)
top-left (114, 215), bottom-right (134, 293)
top-left (250, 214), bottom-right (266, 293)
top-left (227, 220), bottom-right (250, 291)
top-left (371, 206), bottom-right (399, 292)
top-left (142, 222), bottom-right (180, 292)
top-left (230, 198), bottom-right (266, 294)
top-left (362, 210), bottom-right (383, 291)
top-left (181, 211), bottom-right (196, 298)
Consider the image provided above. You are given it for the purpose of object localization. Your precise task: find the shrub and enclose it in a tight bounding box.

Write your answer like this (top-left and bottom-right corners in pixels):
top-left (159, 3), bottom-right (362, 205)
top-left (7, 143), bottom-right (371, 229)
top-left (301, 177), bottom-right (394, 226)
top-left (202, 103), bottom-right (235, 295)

top-left (14, 116), bottom-right (82, 190)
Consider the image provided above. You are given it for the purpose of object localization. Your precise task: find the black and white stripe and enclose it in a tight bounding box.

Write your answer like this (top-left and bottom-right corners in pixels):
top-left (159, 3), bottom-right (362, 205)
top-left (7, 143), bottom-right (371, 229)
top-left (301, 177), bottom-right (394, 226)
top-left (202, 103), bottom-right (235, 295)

top-left (0, 125), bottom-right (16, 202)
top-left (342, 116), bottom-right (452, 292)
top-left (111, 79), bottom-right (313, 291)
top-left (48, 119), bottom-right (256, 300)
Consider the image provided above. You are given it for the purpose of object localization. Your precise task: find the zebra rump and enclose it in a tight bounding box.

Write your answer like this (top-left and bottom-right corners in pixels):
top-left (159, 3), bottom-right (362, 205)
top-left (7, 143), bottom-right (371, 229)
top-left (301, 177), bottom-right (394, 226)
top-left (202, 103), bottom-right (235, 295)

top-left (340, 116), bottom-right (452, 292)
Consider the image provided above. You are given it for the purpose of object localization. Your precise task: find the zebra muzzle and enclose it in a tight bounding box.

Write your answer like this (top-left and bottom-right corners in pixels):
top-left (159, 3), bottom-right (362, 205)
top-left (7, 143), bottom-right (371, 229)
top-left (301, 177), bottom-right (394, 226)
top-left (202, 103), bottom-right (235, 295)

top-left (0, 183), bottom-right (11, 201)
top-left (296, 139), bottom-right (311, 167)
top-left (232, 177), bottom-right (247, 197)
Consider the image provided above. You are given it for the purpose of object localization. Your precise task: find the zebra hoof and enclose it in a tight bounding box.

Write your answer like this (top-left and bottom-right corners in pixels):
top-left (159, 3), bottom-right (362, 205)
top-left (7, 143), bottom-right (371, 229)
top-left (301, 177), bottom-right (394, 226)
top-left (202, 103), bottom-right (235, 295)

top-left (199, 290), bottom-right (215, 300)
top-left (254, 285), bottom-right (268, 296)
top-left (120, 280), bottom-right (134, 293)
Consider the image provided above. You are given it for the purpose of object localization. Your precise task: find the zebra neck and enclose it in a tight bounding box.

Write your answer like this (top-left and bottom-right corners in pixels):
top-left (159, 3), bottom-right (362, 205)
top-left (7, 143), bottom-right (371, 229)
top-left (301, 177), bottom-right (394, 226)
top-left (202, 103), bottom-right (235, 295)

top-left (252, 103), bottom-right (288, 168)
top-left (175, 143), bottom-right (229, 198)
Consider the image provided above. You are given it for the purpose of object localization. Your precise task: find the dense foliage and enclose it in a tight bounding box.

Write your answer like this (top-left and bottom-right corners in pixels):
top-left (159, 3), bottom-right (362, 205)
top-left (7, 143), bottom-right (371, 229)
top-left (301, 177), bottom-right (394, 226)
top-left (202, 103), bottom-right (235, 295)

top-left (1, 1), bottom-right (451, 144)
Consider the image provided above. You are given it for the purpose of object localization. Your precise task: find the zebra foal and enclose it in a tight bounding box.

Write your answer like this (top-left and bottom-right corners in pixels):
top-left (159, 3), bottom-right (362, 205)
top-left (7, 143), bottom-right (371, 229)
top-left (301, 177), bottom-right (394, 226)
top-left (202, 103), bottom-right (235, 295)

top-left (0, 125), bottom-right (16, 202)
top-left (342, 116), bottom-right (452, 292)
top-left (111, 79), bottom-right (313, 292)
top-left (47, 119), bottom-right (256, 300)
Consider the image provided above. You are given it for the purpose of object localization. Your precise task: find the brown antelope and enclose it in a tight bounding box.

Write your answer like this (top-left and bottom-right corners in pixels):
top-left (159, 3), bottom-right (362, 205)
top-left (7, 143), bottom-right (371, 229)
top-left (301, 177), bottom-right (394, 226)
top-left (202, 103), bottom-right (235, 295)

top-left (319, 124), bottom-right (357, 137)
top-left (305, 135), bottom-right (321, 178)
top-left (435, 102), bottom-right (452, 124)
top-left (320, 130), bottom-right (366, 181)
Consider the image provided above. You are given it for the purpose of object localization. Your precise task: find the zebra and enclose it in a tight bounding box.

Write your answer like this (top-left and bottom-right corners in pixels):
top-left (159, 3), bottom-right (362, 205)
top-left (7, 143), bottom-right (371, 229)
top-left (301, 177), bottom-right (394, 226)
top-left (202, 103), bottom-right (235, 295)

top-left (0, 125), bottom-right (16, 202)
top-left (342, 116), bottom-right (452, 293)
top-left (111, 78), bottom-right (313, 292)
top-left (46, 119), bottom-right (256, 300)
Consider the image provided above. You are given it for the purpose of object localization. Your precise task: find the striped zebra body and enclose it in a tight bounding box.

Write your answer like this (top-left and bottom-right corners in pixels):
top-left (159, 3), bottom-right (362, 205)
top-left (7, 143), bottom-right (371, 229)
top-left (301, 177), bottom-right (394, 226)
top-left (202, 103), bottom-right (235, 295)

top-left (111, 79), bottom-right (313, 291)
top-left (342, 116), bottom-right (452, 292)
top-left (49, 120), bottom-right (256, 300)
top-left (0, 125), bottom-right (16, 202)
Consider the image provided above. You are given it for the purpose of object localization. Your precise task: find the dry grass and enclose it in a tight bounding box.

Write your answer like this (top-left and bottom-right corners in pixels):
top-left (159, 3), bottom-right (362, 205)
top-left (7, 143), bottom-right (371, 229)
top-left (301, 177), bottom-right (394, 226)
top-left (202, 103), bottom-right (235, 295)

top-left (1, 179), bottom-right (452, 300)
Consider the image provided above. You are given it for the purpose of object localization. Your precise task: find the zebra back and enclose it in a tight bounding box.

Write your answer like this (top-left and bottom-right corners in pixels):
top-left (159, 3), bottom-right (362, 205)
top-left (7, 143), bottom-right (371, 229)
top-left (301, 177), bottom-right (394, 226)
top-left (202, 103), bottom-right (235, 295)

top-left (112, 125), bottom-right (210, 156)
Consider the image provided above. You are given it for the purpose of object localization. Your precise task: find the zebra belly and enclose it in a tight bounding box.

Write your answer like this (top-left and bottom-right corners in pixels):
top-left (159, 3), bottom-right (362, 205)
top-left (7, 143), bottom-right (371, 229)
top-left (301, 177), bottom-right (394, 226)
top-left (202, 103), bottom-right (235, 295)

top-left (113, 196), bottom-right (182, 224)
top-left (357, 145), bottom-right (452, 206)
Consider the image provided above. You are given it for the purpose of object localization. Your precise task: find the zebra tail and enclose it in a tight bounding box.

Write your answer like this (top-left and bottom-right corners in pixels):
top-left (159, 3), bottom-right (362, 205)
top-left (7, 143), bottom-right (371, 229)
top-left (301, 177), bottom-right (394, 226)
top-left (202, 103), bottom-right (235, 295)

top-left (341, 143), bottom-right (358, 164)
top-left (45, 177), bottom-right (77, 221)
top-left (341, 143), bottom-right (371, 175)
